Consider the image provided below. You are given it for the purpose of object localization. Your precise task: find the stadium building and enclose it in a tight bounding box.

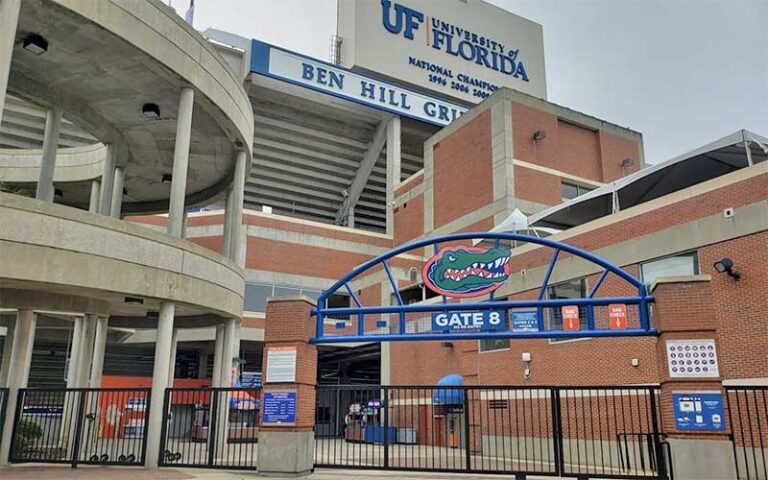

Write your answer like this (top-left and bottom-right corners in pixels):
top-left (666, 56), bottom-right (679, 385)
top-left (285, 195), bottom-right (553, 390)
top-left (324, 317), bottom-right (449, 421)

top-left (0, 0), bottom-right (765, 478)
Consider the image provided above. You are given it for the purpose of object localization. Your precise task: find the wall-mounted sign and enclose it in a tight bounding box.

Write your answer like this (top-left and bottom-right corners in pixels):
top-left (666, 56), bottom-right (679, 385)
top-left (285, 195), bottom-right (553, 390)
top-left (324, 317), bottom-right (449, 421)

top-left (672, 392), bottom-right (725, 431)
top-left (266, 346), bottom-right (297, 383)
top-left (337, 0), bottom-right (547, 104)
top-left (241, 371), bottom-right (262, 388)
top-left (262, 390), bottom-right (297, 425)
top-left (511, 310), bottom-right (539, 333)
top-left (250, 40), bottom-right (468, 127)
top-left (666, 339), bottom-right (719, 378)
top-left (431, 310), bottom-right (506, 331)
top-left (608, 304), bottom-right (627, 330)
top-left (562, 306), bottom-right (580, 331)
top-left (422, 246), bottom-right (511, 298)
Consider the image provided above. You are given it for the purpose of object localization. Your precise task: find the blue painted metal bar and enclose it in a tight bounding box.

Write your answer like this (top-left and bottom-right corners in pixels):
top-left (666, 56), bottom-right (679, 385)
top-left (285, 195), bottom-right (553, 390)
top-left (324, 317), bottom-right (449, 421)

top-left (343, 282), bottom-right (364, 335)
top-left (537, 248), bottom-right (561, 300)
top-left (318, 296), bottom-right (652, 316)
top-left (586, 305), bottom-right (595, 330)
top-left (589, 269), bottom-right (610, 298)
top-left (344, 283), bottom-right (362, 307)
top-left (383, 260), bottom-right (403, 306)
top-left (310, 328), bottom-right (659, 344)
top-left (537, 306), bottom-right (545, 331)
top-left (639, 299), bottom-right (650, 331)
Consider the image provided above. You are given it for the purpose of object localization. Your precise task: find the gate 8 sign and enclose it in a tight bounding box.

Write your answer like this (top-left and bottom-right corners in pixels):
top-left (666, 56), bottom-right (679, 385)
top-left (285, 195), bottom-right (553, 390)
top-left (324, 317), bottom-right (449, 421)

top-left (431, 310), bottom-right (506, 331)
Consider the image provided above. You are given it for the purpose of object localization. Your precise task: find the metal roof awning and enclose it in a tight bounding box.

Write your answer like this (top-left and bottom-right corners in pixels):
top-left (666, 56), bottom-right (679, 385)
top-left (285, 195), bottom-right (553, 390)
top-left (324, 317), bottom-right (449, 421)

top-left (529, 130), bottom-right (768, 229)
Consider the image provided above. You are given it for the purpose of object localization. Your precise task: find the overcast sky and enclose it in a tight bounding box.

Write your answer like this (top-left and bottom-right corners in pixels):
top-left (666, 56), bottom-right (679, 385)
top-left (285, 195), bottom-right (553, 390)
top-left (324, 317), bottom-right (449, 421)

top-left (185, 0), bottom-right (767, 164)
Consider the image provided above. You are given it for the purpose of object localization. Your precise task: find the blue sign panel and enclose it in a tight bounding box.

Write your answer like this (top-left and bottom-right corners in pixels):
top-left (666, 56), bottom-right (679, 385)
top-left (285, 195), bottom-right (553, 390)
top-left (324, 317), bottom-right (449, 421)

top-left (431, 310), bottom-right (506, 331)
top-left (673, 392), bottom-right (726, 431)
top-left (511, 310), bottom-right (539, 333)
top-left (241, 371), bottom-right (262, 388)
top-left (262, 391), bottom-right (297, 424)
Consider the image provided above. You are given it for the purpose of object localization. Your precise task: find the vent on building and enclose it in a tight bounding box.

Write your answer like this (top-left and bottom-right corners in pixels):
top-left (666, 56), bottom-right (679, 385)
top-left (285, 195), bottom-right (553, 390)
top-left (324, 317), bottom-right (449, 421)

top-left (408, 267), bottom-right (418, 283)
top-left (489, 399), bottom-right (509, 410)
top-left (329, 35), bottom-right (343, 65)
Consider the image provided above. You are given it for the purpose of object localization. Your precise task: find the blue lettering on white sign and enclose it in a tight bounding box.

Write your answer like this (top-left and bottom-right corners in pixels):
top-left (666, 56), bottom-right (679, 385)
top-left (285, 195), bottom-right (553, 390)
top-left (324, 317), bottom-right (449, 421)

top-left (431, 310), bottom-right (506, 332)
top-left (262, 391), bottom-right (297, 424)
top-left (672, 392), bottom-right (726, 431)
top-left (511, 310), bottom-right (539, 333)
top-left (381, 0), bottom-right (530, 86)
top-left (241, 371), bottom-right (262, 388)
top-left (250, 40), bottom-right (468, 127)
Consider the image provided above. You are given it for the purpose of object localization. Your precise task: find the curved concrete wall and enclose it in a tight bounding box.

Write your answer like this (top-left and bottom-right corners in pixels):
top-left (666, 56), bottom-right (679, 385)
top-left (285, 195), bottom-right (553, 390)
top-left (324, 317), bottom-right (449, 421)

top-left (56, 0), bottom-right (254, 157)
top-left (0, 143), bottom-right (104, 183)
top-left (0, 192), bottom-right (243, 318)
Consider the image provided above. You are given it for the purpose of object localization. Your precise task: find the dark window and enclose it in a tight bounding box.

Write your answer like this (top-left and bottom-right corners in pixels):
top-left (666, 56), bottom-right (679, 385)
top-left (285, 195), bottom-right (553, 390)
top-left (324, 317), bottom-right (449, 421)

top-left (561, 181), bottom-right (593, 201)
top-left (547, 278), bottom-right (588, 341)
top-left (640, 251), bottom-right (699, 286)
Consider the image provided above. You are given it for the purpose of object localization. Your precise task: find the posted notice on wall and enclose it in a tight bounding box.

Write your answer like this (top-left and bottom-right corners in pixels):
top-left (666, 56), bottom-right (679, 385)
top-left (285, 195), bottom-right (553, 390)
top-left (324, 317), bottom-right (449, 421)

top-left (262, 390), bottom-right (297, 425)
top-left (266, 346), bottom-right (297, 383)
top-left (666, 339), bottom-right (719, 378)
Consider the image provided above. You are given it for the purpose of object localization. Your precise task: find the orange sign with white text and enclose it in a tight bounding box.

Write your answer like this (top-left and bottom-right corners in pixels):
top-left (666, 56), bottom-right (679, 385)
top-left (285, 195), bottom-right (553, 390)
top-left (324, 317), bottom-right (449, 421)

top-left (561, 306), bottom-right (580, 331)
top-left (609, 304), bottom-right (628, 330)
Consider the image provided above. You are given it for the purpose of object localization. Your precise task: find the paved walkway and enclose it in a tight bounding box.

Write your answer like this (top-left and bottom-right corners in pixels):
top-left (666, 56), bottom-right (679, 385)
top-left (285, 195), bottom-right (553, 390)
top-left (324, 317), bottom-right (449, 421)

top-left (0, 466), bottom-right (548, 479)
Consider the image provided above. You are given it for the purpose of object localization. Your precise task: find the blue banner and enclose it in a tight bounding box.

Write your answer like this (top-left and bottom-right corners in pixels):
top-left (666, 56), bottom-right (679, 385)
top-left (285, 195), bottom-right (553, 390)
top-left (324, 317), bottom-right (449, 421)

top-left (262, 391), bottom-right (297, 424)
top-left (673, 392), bottom-right (725, 431)
top-left (431, 310), bottom-right (506, 331)
top-left (511, 310), bottom-right (539, 332)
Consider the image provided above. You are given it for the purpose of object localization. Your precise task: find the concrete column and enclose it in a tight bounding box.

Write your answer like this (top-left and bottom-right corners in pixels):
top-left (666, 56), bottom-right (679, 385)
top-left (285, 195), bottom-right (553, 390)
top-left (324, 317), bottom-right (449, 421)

top-left (110, 167), bottom-right (124, 219)
top-left (385, 115), bottom-right (401, 234)
top-left (219, 318), bottom-right (236, 388)
top-left (167, 328), bottom-right (178, 387)
top-left (222, 187), bottom-right (234, 257)
top-left (88, 180), bottom-right (101, 213)
top-left (347, 207), bottom-right (355, 228)
top-left (36, 107), bottom-right (63, 202)
top-left (0, 0), bottom-right (21, 121)
top-left (145, 302), bottom-right (175, 469)
top-left (99, 145), bottom-right (116, 215)
top-left (212, 325), bottom-right (224, 387)
top-left (89, 316), bottom-right (108, 388)
top-left (229, 150), bottom-right (247, 262)
top-left (167, 87), bottom-right (195, 238)
top-left (0, 315), bottom-right (17, 387)
top-left (65, 316), bottom-right (84, 388)
top-left (0, 309), bottom-right (36, 465)
top-left (77, 314), bottom-right (98, 388)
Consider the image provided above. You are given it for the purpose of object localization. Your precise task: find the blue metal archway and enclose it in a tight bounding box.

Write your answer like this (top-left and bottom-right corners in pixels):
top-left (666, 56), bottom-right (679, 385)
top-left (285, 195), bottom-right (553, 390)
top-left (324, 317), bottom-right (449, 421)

top-left (310, 232), bottom-right (655, 344)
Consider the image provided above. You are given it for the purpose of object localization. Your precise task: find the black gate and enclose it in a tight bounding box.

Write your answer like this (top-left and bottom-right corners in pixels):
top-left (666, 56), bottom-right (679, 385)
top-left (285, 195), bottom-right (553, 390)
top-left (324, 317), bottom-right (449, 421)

top-left (315, 385), bottom-right (670, 479)
top-left (726, 386), bottom-right (767, 480)
top-left (9, 387), bottom-right (151, 466)
top-left (158, 387), bottom-right (261, 470)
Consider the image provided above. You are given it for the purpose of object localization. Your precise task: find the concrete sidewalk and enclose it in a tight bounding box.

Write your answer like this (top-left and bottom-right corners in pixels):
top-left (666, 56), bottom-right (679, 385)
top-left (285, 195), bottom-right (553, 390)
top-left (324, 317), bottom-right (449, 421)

top-left (0, 466), bottom-right (549, 479)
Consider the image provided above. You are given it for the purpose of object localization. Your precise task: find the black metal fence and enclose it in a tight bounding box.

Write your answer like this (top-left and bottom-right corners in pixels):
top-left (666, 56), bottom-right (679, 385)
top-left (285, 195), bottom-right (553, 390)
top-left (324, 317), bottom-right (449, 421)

top-left (9, 388), bottom-right (151, 467)
top-left (726, 386), bottom-right (768, 480)
top-left (158, 387), bottom-right (261, 469)
top-left (315, 385), bottom-right (669, 479)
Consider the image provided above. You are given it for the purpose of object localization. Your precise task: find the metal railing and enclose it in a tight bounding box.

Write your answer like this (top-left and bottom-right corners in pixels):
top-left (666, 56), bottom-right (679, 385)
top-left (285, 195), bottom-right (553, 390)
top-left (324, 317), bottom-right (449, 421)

top-left (158, 387), bottom-right (261, 470)
top-left (9, 387), bottom-right (151, 467)
top-left (726, 386), bottom-right (767, 480)
top-left (315, 385), bottom-right (668, 479)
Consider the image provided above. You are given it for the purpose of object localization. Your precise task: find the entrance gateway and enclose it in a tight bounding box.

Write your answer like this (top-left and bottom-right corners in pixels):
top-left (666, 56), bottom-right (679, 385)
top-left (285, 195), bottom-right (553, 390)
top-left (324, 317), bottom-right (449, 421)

top-left (310, 232), bottom-right (669, 479)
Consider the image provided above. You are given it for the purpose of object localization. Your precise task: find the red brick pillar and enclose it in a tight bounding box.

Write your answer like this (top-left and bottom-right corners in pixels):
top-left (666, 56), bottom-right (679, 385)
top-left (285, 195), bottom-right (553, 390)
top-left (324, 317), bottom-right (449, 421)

top-left (257, 297), bottom-right (317, 476)
top-left (652, 277), bottom-right (735, 480)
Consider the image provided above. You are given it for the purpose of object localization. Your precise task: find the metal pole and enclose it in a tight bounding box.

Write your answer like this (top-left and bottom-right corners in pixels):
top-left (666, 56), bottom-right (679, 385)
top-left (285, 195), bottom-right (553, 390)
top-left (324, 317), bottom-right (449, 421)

top-left (110, 167), bottom-right (124, 218)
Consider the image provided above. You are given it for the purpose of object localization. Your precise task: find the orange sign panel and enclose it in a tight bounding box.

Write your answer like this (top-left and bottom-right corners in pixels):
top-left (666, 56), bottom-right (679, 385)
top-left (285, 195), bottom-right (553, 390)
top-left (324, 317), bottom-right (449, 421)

top-left (609, 304), bottom-right (628, 330)
top-left (561, 306), bottom-right (580, 331)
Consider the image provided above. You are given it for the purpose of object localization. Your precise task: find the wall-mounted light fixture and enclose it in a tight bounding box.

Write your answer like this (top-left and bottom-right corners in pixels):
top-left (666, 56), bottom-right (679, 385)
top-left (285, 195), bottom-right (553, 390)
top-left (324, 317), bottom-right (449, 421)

top-left (621, 158), bottom-right (634, 168)
top-left (522, 352), bottom-right (532, 378)
top-left (161, 173), bottom-right (172, 184)
top-left (54, 188), bottom-right (63, 199)
top-left (142, 103), bottom-right (160, 119)
top-left (440, 342), bottom-right (454, 349)
top-left (714, 258), bottom-right (741, 280)
top-left (532, 130), bottom-right (547, 141)
top-left (23, 33), bottom-right (48, 55)
top-left (124, 296), bottom-right (144, 305)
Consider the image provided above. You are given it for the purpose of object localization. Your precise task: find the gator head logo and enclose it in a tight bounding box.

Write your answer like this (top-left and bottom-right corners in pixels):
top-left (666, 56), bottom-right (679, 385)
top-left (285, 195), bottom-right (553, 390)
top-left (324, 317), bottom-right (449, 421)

top-left (422, 246), bottom-right (511, 298)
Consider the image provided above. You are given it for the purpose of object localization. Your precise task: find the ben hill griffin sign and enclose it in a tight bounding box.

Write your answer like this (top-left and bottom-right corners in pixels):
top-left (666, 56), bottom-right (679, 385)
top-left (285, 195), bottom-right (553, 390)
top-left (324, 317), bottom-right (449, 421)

top-left (338, 0), bottom-right (547, 104)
